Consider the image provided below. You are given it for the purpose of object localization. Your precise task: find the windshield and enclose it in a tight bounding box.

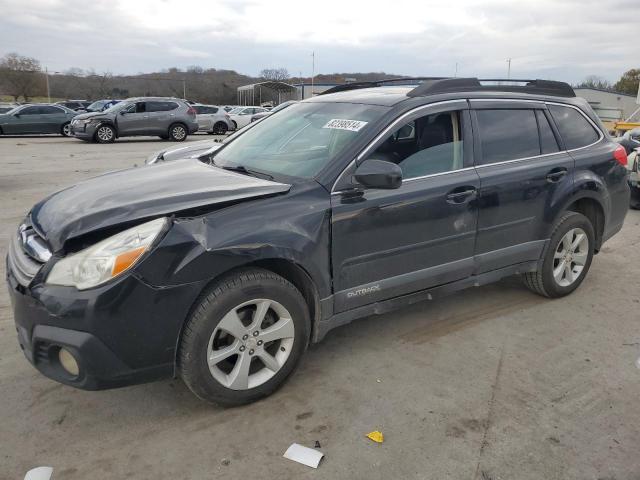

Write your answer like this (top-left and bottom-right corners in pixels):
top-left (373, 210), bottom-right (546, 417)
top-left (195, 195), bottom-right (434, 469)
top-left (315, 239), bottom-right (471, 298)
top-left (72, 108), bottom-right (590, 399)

top-left (87, 100), bottom-right (107, 111)
top-left (103, 101), bottom-right (130, 114)
top-left (213, 102), bottom-right (388, 179)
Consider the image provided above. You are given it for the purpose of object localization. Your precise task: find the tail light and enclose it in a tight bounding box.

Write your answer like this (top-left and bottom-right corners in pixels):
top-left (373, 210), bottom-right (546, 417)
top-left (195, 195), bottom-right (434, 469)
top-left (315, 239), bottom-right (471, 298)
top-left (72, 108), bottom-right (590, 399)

top-left (613, 144), bottom-right (627, 166)
top-left (187, 106), bottom-right (197, 117)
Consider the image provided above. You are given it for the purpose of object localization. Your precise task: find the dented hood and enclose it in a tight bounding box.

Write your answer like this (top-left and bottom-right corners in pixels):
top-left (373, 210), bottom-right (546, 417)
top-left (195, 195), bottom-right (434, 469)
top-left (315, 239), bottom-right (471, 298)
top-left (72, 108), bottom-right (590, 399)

top-left (31, 159), bottom-right (291, 252)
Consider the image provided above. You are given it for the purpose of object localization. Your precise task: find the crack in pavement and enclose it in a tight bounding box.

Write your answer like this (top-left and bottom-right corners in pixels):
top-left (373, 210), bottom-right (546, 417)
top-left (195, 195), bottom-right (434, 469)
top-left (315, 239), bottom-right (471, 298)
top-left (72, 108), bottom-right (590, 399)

top-left (473, 341), bottom-right (506, 480)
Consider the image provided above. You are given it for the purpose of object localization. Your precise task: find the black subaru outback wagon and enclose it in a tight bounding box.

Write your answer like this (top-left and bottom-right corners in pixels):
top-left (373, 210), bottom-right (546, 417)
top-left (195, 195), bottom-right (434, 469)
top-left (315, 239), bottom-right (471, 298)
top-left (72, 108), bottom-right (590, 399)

top-left (7, 78), bottom-right (630, 405)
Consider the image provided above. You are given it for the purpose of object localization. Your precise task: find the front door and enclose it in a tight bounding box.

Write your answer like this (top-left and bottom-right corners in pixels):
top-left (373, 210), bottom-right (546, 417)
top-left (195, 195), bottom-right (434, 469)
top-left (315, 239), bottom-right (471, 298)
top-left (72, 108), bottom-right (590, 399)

top-left (116, 101), bottom-right (149, 135)
top-left (331, 102), bottom-right (480, 312)
top-left (3, 105), bottom-right (41, 134)
top-left (470, 101), bottom-right (575, 272)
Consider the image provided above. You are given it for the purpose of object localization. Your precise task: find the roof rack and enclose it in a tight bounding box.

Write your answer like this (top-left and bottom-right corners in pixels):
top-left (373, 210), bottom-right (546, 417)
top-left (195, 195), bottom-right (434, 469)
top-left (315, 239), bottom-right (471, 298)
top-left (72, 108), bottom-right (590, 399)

top-left (318, 77), bottom-right (446, 95)
top-left (319, 77), bottom-right (575, 98)
top-left (407, 78), bottom-right (575, 98)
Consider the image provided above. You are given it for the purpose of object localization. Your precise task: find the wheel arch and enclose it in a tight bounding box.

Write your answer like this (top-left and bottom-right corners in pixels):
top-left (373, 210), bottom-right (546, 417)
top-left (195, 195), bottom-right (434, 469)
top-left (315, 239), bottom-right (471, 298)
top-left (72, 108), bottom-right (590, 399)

top-left (556, 193), bottom-right (606, 252)
top-left (172, 258), bottom-right (322, 375)
top-left (93, 121), bottom-right (118, 140)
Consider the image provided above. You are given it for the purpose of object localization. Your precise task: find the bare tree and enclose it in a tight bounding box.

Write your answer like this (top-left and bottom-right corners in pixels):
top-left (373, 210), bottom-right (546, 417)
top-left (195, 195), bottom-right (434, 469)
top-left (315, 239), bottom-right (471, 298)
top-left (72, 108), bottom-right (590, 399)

top-left (0, 52), bottom-right (45, 101)
top-left (575, 75), bottom-right (612, 90)
top-left (259, 68), bottom-right (290, 81)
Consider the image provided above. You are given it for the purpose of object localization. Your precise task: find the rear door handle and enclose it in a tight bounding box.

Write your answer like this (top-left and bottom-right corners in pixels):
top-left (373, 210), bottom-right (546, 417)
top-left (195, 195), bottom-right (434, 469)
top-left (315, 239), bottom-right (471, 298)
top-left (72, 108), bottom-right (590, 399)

top-left (446, 187), bottom-right (477, 204)
top-left (546, 168), bottom-right (568, 183)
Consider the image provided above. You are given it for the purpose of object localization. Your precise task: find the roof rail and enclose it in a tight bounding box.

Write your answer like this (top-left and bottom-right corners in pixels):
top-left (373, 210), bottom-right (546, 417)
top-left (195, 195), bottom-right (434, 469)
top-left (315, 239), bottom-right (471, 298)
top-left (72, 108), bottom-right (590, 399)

top-left (407, 78), bottom-right (575, 98)
top-left (318, 77), bottom-right (446, 96)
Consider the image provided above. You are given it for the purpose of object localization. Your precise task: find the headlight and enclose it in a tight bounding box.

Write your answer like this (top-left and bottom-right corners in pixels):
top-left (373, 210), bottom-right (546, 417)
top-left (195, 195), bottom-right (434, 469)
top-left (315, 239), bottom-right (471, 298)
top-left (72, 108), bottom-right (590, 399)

top-left (47, 218), bottom-right (167, 290)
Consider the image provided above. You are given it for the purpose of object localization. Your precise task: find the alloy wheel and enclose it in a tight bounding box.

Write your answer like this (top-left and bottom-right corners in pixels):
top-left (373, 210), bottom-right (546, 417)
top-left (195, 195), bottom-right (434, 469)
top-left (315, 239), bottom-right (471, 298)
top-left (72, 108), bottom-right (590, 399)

top-left (172, 125), bottom-right (186, 140)
top-left (62, 123), bottom-right (71, 136)
top-left (207, 299), bottom-right (295, 390)
top-left (97, 126), bottom-right (114, 142)
top-left (552, 227), bottom-right (589, 287)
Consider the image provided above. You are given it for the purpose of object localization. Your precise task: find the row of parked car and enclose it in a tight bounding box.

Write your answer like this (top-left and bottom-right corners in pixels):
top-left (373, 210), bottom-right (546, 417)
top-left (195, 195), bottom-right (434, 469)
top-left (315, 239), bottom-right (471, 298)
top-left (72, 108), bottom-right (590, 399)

top-left (0, 97), bottom-right (281, 142)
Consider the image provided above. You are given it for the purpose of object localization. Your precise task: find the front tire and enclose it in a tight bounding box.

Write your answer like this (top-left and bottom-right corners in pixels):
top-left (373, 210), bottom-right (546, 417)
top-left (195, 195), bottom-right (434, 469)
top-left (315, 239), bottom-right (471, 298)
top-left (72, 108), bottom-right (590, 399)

top-left (94, 124), bottom-right (116, 143)
top-left (168, 123), bottom-right (188, 141)
top-left (523, 212), bottom-right (595, 298)
top-left (178, 268), bottom-right (310, 406)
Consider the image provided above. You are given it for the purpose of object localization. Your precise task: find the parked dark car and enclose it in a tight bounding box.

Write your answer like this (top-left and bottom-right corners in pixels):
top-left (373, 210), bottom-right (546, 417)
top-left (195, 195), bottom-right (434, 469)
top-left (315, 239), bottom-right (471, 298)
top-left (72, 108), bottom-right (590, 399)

top-left (0, 104), bottom-right (77, 136)
top-left (7, 78), bottom-right (629, 405)
top-left (69, 97), bottom-right (198, 143)
top-left (56, 100), bottom-right (92, 111)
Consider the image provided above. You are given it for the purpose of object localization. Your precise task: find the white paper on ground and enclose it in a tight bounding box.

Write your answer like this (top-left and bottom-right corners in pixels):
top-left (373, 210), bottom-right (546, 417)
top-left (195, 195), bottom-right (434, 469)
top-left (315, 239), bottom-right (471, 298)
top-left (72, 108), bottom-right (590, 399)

top-left (24, 467), bottom-right (53, 480)
top-left (283, 443), bottom-right (324, 468)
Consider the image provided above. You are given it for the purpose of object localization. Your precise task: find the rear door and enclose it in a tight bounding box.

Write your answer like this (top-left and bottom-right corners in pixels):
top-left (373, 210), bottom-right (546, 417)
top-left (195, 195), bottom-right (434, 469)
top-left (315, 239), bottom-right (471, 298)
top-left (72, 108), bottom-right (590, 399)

top-left (38, 105), bottom-right (68, 133)
top-left (146, 101), bottom-right (179, 134)
top-left (471, 100), bottom-right (574, 272)
top-left (331, 101), bottom-right (480, 312)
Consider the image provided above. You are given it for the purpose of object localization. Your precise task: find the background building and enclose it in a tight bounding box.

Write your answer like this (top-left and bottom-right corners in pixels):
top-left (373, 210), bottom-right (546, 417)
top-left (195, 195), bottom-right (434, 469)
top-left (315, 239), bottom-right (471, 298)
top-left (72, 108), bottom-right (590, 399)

top-left (575, 87), bottom-right (638, 128)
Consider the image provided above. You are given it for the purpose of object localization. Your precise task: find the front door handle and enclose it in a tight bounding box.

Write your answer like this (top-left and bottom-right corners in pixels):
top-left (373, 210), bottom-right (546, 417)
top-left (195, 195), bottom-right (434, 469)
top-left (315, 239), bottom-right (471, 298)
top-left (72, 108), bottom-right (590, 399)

top-left (446, 186), bottom-right (477, 204)
top-left (546, 168), bottom-right (568, 183)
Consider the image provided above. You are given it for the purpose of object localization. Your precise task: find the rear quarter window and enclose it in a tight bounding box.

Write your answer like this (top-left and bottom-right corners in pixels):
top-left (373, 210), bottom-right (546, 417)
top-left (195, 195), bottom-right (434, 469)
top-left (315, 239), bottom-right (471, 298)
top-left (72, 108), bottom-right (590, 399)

top-left (548, 104), bottom-right (600, 150)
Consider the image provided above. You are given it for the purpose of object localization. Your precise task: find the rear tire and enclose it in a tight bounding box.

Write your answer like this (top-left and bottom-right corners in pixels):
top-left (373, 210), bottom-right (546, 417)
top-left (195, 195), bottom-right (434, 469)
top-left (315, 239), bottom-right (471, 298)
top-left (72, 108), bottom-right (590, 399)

top-left (178, 268), bottom-right (310, 406)
top-left (212, 122), bottom-right (227, 135)
top-left (94, 124), bottom-right (116, 143)
top-left (168, 123), bottom-right (188, 141)
top-left (523, 212), bottom-right (595, 298)
top-left (60, 122), bottom-right (71, 137)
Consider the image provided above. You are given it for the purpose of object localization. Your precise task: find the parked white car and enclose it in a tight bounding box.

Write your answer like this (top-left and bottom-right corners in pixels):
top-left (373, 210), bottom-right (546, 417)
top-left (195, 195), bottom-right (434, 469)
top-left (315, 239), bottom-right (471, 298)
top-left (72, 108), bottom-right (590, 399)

top-left (228, 106), bottom-right (269, 130)
top-left (192, 104), bottom-right (233, 135)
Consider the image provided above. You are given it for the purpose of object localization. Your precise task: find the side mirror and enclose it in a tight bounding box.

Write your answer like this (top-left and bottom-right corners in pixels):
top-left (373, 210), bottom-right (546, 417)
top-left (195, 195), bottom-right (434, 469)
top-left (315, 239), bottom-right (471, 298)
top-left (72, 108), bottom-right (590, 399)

top-left (353, 159), bottom-right (402, 190)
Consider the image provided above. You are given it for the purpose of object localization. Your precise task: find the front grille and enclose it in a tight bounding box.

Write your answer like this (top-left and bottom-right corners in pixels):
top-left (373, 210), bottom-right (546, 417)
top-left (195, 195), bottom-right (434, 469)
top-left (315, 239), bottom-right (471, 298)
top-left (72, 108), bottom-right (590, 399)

top-left (7, 229), bottom-right (46, 287)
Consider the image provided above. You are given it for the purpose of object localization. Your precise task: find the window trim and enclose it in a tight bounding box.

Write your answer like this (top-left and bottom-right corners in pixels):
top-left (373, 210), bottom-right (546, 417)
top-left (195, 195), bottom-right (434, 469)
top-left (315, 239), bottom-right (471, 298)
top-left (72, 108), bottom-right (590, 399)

top-left (331, 99), bottom-right (468, 193)
top-left (331, 98), bottom-right (604, 193)
top-left (472, 100), bottom-right (603, 169)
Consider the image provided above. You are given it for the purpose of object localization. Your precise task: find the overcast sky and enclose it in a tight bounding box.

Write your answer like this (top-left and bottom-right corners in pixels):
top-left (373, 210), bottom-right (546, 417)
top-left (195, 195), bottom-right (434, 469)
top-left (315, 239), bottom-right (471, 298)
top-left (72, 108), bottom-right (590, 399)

top-left (0, 0), bottom-right (636, 83)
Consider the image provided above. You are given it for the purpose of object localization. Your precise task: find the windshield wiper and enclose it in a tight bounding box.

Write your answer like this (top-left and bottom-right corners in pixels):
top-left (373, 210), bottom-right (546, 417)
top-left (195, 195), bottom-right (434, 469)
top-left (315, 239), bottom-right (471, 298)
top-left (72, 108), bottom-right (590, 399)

top-left (215, 162), bottom-right (274, 180)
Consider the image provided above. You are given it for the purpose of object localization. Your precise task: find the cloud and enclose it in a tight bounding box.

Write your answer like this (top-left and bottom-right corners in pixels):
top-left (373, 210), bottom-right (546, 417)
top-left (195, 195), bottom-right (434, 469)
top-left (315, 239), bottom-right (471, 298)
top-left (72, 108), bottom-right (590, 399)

top-left (168, 46), bottom-right (210, 59)
top-left (0, 0), bottom-right (637, 82)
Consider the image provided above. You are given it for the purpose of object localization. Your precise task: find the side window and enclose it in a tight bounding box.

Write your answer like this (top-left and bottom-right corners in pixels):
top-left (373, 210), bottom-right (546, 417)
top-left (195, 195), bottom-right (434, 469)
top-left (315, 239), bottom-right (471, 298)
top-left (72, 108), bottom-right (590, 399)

top-left (135, 102), bottom-right (146, 113)
top-left (147, 101), bottom-right (177, 112)
top-left (211, 107), bottom-right (219, 114)
top-left (193, 105), bottom-right (204, 114)
top-left (536, 110), bottom-right (559, 154)
top-left (548, 104), bottom-right (600, 150)
top-left (39, 106), bottom-right (63, 115)
top-left (19, 106), bottom-right (40, 115)
top-left (367, 110), bottom-right (465, 179)
top-left (476, 109), bottom-right (540, 164)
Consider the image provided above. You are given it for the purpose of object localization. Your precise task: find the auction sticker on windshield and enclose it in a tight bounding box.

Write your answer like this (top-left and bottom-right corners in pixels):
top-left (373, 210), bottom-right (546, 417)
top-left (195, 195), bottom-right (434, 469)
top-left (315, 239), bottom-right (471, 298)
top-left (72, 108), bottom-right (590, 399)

top-left (323, 119), bottom-right (368, 132)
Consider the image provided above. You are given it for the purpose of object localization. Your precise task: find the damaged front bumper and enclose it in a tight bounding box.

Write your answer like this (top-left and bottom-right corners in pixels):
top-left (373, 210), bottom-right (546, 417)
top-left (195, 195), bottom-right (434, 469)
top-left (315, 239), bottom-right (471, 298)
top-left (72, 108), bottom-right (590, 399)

top-left (7, 257), bottom-right (205, 390)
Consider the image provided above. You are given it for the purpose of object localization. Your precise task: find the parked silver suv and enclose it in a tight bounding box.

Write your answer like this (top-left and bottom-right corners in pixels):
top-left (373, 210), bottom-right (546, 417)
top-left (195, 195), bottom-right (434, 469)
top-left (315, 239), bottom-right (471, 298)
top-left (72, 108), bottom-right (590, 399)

top-left (70, 97), bottom-right (198, 143)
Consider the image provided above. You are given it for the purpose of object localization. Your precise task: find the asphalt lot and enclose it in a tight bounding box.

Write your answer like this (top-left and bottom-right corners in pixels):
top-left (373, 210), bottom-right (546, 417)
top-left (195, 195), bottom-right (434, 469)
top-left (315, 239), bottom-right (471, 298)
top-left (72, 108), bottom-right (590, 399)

top-left (1, 135), bottom-right (640, 480)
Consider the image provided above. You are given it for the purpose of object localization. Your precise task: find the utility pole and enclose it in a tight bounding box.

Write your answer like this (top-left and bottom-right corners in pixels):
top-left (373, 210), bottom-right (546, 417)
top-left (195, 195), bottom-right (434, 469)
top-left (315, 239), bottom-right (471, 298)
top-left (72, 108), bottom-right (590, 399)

top-left (45, 67), bottom-right (51, 103)
top-left (182, 79), bottom-right (186, 99)
top-left (506, 58), bottom-right (511, 79)
top-left (454, 62), bottom-right (458, 78)
top-left (311, 51), bottom-right (315, 97)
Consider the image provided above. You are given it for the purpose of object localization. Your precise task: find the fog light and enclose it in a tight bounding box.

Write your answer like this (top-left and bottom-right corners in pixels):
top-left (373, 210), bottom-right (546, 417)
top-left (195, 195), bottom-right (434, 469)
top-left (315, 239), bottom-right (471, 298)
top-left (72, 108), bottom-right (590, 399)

top-left (58, 348), bottom-right (79, 376)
